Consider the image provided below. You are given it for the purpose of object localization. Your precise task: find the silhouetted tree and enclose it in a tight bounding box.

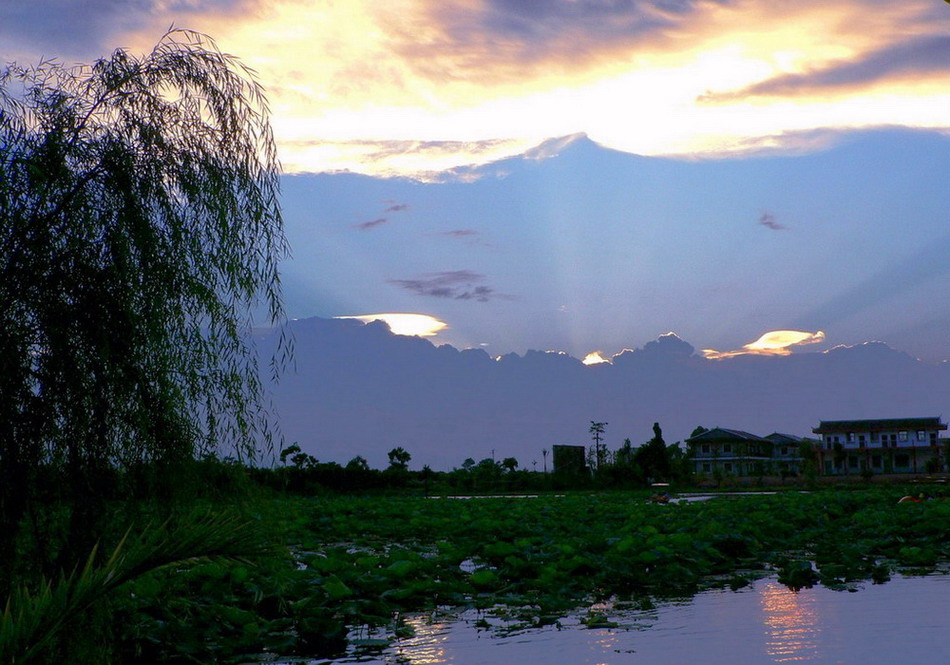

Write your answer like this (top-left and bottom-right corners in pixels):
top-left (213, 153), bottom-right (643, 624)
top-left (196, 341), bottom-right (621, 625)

top-left (279, 444), bottom-right (302, 465)
top-left (798, 441), bottom-right (819, 485)
top-left (387, 447), bottom-right (412, 471)
top-left (590, 421), bottom-right (608, 471)
top-left (474, 457), bottom-right (503, 490)
top-left (0, 29), bottom-right (287, 569)
top-left (666, 442), bottom-right (693, 482)
top-left (279, 444), bottom-right (315, 469)
top-left (615, 438), bottom-right (634, 466)
top-left (634, 422), bottom-right (672, 482)
top-left (421, 464), bottom-right (433, 496)
top-left (501, 457), bottom-right (519, 473)
top-left (345, 455), bottom-right (370, 471)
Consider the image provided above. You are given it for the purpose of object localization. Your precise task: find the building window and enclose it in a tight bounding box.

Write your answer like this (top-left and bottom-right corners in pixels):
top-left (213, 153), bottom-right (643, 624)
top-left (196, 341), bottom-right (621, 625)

top-left (898, 431), bottom-right (908, 442)
top-left (917, 431), bottom-right (926, 442)
top-left (723, 444), bottom-right (732, 454)
top-left (895, 454), bottom-right (910, 468)
top-left (848, 432), bottom-right (855, 443)
top-left (871, 455), bottom-right (881, 469)
top-left (701, 444), bottom-right (710, 454)
top-left (870, 431), bottom-right (878, 441)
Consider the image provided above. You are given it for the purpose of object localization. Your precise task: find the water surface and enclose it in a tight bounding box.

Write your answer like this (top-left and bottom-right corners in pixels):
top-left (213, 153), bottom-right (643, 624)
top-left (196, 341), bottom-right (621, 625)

top-left (318, 574), bottom-right (949, 665)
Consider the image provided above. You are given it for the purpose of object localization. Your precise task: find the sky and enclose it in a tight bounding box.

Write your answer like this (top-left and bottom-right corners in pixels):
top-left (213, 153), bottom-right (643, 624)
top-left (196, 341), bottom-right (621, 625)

top-left (4, 0), bottom-right (950, 364)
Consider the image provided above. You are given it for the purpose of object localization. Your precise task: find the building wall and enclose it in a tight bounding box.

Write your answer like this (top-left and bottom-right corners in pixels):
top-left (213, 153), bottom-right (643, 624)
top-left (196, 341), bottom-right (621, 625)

top-left (814, 421), bottom-right (947, 475)
top-left (818, 429), bottom-right (939, 450)
top-left (817, 445), bottom-right (942, 475)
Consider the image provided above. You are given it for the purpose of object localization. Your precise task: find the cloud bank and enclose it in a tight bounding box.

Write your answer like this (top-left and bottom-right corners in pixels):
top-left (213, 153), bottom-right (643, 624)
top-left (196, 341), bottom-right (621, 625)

top-left (258, 317), bottom-right (950, 470)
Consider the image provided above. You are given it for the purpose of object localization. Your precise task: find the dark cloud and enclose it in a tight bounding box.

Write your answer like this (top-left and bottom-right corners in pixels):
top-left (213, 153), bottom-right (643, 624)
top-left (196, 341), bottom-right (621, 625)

top-left (702, 35), bottom-right (950, 102)
top-left (388, 270), bottom-right (513, 302)
top-left (0, 1), bottom-right (251, 61)
top-left (397, 0), bottom-right (730, 83)
top-left (758, 212), bottom-right (787, 231)
top-left (354, 202), bottom-right (410, 230)
top-left (355, 218), bottom-right (388, 231)
top-left (427, 229), bottom-right (494, 249)
top-left (481, 0), bottom-right (725, 39)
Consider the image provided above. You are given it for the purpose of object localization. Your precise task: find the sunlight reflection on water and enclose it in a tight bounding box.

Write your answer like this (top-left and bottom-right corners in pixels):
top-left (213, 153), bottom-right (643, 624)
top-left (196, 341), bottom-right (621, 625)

top-left (319, 574), bottom-right (949, 665)
top-left (760, 580), bottom-right (821, 662)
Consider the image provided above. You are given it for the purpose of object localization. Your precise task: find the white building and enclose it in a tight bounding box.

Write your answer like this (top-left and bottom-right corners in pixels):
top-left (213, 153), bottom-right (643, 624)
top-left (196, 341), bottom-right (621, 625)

top-left (812, 417), bottom-right (948, 475)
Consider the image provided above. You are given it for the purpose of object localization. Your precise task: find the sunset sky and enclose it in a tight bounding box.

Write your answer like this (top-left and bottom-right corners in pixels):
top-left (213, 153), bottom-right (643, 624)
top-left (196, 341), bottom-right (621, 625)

top-left (4, 1), bottom-right (950, 363)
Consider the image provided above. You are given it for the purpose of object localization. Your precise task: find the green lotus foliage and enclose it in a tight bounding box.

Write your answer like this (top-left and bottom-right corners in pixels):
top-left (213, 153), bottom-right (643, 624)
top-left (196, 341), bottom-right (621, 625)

top-left (5, 489), bottom-right (948, 663)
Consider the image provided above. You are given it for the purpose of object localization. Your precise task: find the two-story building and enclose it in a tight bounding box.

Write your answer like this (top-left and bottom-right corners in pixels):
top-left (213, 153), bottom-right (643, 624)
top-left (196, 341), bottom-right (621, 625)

top-left (686, 428), bottom-right (774, 476)
top-left (765, 432), bottom-right (808, 476)
top-left (812, 417), bottom-right (947, 475)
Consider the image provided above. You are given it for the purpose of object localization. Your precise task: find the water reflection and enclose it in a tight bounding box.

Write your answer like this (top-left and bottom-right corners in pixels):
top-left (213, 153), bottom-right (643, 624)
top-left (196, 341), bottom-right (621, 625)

top-left (395, 613), bottom-right (451, 664)
top-left (589, 629), bottom-right (619, 663)
top-left (759, 581), bottom-right (821, 662)
top-left (324, 575), bottom-right (950, 665)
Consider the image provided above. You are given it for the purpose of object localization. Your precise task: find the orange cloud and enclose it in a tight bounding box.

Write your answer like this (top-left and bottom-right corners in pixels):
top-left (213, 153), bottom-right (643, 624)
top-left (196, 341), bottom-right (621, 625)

top-left (703, 330), bottom-right (826, 359)
top-left (336, 313), bottom-right (448, 337)
top-left (582, 351), bottom-right (610, 366)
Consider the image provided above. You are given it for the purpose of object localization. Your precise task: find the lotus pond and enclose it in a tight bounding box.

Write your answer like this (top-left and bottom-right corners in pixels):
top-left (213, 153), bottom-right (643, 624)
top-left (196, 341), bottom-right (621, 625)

top-left (117, 488), bottom-right (950, 663)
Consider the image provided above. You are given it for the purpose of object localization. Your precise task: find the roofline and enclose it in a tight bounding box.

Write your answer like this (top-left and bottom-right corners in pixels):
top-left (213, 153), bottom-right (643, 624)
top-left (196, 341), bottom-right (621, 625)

top-left (686, 427), bottom-right (771, 443)
top-left (813, 417), bottom-right (947, 433)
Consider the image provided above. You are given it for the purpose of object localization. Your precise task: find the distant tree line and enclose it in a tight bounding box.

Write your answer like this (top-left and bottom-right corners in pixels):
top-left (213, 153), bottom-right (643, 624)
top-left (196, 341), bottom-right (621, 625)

top-left (245, 422), bottom-right (696, 495)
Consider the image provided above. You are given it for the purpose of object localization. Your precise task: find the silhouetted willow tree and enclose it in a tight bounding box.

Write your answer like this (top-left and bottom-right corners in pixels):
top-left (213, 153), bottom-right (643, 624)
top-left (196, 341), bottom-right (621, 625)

top-left (0, 30), bottom-right (288, 566)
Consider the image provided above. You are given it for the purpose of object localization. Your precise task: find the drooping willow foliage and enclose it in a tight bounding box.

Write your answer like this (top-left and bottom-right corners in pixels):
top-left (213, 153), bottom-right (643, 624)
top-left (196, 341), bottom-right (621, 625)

top-left (0, 30), bottom-right (288, 564)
